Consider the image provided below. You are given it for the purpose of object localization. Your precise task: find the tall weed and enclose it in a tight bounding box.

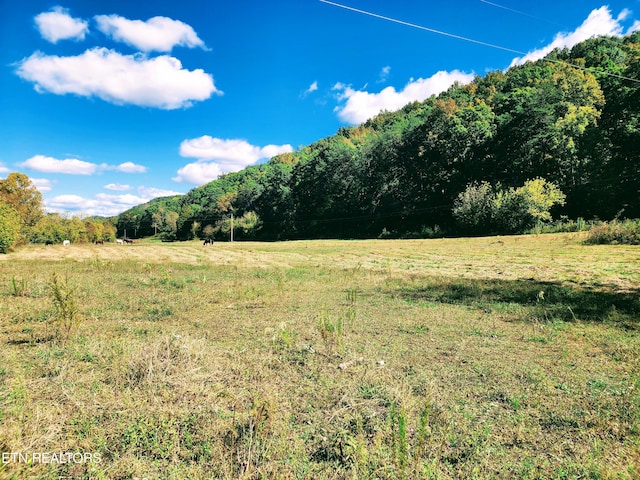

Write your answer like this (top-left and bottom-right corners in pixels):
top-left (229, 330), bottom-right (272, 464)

top-left (48, 272), bottom-right (81, 343)
top-left (10, 276), bottom-right (27, 297)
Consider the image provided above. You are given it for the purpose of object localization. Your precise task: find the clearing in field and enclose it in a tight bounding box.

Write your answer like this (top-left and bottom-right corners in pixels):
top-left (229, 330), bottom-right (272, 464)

top-left (0, 233), bottom-right (638, 479)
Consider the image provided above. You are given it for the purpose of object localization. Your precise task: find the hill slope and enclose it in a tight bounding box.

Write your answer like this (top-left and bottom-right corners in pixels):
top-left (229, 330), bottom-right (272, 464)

top-left (115, 33), bottom-right (640, 240)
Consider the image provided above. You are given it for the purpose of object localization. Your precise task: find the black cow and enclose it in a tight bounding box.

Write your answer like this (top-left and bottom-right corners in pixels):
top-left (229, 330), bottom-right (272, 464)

top-left (203, 239), bottom-right (213, 246)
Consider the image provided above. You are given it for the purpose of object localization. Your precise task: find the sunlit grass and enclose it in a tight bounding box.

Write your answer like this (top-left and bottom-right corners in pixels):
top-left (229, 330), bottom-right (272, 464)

top-left (0, 233), bottom-right (638, 478)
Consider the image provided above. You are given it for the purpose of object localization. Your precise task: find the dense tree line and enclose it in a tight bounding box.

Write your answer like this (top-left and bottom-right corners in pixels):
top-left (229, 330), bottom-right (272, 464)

top-left (0, 172), bottom-right (116, 252)
top-left (29, 213), bottom-right (117, 245)
top-left (115, 33), bottom-right (640, 240)
top-left (116, 195), bottom-right (182, 240)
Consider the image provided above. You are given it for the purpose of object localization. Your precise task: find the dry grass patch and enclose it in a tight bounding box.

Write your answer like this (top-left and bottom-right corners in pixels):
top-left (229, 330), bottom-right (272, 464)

top-left (0, 233), bottom-right (638, 478)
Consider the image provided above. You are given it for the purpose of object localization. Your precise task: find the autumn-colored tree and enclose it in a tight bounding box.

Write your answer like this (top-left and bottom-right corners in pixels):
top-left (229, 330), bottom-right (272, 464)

top-left (101, 220), bottom-right (117, 242)
top-left (31, 214), bottom-right (67, 244)
top-left (236, 211), bottom-right (262, 237)
top-left (0, 200), bottom-right (21, 253)
top-left (0, 173), bottom-right (44, 244)
top-left (151, 209), bottom-right (164, 235)
top-left (0, 173), bottom-right (44, 227)
top-left (85, 219), bottom-right (103, 243)
top-left (164, 211), bottom-right (179, 234)
top-left (216, 191), bottom-right (237, 213)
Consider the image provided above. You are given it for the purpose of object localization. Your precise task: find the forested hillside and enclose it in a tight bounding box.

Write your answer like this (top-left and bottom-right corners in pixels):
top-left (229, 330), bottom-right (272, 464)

top-left (115, 33), bottom-right (640, 240)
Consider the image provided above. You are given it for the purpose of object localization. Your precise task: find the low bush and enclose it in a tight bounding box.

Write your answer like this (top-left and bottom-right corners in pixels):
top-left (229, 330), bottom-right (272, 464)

top-left (530, 216), bottom-right (591, 234)
top-left (585, 219), bottom-right (640, 245)
top-left (453, 178), bottom-right (566, 235)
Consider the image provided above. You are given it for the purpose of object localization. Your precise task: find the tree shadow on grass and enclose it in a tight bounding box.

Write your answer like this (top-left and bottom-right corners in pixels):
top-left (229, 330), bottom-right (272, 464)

top-left (396, 277), bottom-right (640, 327)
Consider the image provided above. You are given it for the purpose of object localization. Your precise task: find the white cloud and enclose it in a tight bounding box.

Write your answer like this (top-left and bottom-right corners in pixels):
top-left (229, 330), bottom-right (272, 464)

top-left (179, 136), bottom-right (294, 163)
top-left (20, 155), bottom-right (149, 176)
top-left (510, 7), bottom-right (631, 67)
top-left (34, 6), bottom-right (89, 43)
top-left (104, 183), bottom-right (131, 191)
top-left (260, 144), bottom-right (294, 159)
top-left (628, 20), bottom-right (640, 35)
top-left (31, 178), bottom-right (54, 193)
top-left (95, 193), bottom-right (149, 205)
top-left (46, 186), bottom-right (184, 217)
top-left (48, 194), bottom-right (89, 209)
top-left (175, 137), bottom-right (293, 185)
top-left (47, 193), bottom-right (144, 217)
top-left (378, 65), bottom-right (391, 83)
top-left (177, 136), bottom-right (292, 181)
top-left (20, 155), bottom-right (100, 175)
top-left (173, 162), bottom-right (223, 185)
top-left (333, 70), bottom-right (475, 124)
top-left (302, 81), bottom-right (318, 97)
top-left (16, 47), bottom-right (219, 109)
top-left (95, 14), bottom-right (206, 52)
top-left (114, 162), bottom-right (147, 173)
top-left (137, 186), bottom-right (183, 199)
top-left (0, 162), bottom-right (9, 174)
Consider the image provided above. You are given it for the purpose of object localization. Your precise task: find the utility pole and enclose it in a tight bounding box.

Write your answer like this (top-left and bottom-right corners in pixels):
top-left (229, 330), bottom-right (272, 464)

top-left (230, 213), bottom-right (234, 242)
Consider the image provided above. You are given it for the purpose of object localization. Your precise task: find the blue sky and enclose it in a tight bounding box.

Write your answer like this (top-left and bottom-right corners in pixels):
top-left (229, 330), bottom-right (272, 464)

top-left (1, 0), bottom-right (639, 217)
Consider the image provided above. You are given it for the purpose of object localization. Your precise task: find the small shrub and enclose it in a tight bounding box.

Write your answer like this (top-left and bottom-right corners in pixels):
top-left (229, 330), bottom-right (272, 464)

top-left (453, 178), bottom-right (566, 235)
top-left (585, 219), bottom-right (640, 245)
top-left (529, 216), bottom-right (592, 234)
top-left (421, 224), bottom-right (442, 238)
top-left (224, 396), bottom-right (273, 477)
top-left (318, 310), bottom-right (344, 351)
top-left (378, 228), bottom-right (394, 239)
top-left (270, 323), bottom-right (298, 352)
top-left (48, 272), bottom-right (81, 343)
top-left (452, 181), bottom-right (496, 234)
top-left (494, 178), bottom-right (566, 233)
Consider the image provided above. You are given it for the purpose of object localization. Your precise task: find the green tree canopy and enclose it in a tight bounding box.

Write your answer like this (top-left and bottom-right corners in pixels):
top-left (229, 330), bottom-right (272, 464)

top-left (0, 173), bottom-right (44, 243)
top-left (111, 32), bottom-right (640, 240)
top-left (0, 200), bottom-right (21, 253)
top-left (454, 178), bottom-right (566, 235)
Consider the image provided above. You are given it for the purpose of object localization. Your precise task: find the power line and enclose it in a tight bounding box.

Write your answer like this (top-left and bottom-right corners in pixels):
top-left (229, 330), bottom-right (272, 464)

top-left (319, 0), bottom-right (640, 85)
top-left (479, 1), bottom-right (638, 60)
top-left (479, 0), bottom-right (565, 27)
top-left (319, 0), bottom-right (524, 56)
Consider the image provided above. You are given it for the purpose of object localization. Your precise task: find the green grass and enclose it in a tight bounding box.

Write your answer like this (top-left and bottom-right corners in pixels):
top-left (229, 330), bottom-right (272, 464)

top-left (0, 233), bottom-right (638, 479)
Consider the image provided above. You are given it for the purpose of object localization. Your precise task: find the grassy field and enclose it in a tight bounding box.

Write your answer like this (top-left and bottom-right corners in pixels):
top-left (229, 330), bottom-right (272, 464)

top-left (0, 233), bottom-right (638, 479)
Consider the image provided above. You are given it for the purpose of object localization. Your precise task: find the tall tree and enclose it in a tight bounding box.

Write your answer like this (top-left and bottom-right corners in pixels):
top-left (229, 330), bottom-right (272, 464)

top-left (576, 34), bottom-right (640, 218)
top-left (0, 172), bottom-right (44, 228)
top-left (493, 59), bottom-right (604, 188)
top-left (0, 200), bottom-right (21, 253)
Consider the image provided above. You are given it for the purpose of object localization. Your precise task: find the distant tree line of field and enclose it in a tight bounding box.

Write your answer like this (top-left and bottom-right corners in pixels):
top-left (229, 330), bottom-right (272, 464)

top-left (115, 33), bottom-right (639, 241)
top-left (3, 33), bottom-right (638, 248)
top-left (0, 172), bottom-right (116, 252)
